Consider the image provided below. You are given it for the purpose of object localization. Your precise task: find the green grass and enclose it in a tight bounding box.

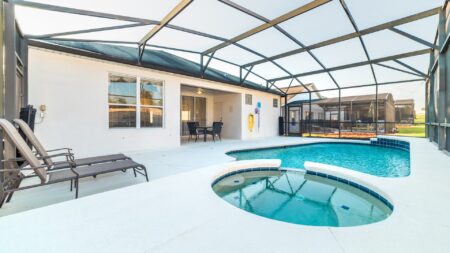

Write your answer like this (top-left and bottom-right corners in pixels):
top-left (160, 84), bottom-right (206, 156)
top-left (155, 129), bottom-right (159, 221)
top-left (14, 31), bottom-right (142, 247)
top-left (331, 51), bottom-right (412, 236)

top-left (393, 125), bottom-right (425, 137)
top-left (389, 113), bottom-right (426, 137)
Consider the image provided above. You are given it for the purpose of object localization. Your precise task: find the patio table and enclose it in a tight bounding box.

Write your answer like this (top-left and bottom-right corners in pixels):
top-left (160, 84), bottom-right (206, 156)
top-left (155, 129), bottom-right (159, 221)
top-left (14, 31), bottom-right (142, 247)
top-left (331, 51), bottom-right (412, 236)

top-left (197, 126), bottom-right (212, 142)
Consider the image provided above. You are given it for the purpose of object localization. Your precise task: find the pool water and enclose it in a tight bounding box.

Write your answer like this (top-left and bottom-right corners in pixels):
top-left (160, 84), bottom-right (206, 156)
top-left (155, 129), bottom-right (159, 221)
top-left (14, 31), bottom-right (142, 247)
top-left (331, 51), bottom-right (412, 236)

top-left (213, 170), bottom-right (392, 227)
top-left (228, 143), bottom-right (410, 177)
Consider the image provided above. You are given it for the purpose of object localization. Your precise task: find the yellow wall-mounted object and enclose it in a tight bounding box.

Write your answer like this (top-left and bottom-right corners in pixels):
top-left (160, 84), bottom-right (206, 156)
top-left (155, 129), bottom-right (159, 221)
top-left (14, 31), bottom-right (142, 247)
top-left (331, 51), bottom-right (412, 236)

top-left (247, 113), bottom-right (255, 133)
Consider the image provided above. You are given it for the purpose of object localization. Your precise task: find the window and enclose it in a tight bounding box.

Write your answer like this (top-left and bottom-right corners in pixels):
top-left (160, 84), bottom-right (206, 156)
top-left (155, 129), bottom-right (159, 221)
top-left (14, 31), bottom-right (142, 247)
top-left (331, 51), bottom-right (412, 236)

top-left (140, 78), bottom-right (164, 127)
top-left (108, 75), bottom-right (137, 128)
top-left (245, 94), bottom-right (252, 105)
top-left (108, 74), bottom-right (164, 128)
top-left (273, 98), bottom-right (278, 108)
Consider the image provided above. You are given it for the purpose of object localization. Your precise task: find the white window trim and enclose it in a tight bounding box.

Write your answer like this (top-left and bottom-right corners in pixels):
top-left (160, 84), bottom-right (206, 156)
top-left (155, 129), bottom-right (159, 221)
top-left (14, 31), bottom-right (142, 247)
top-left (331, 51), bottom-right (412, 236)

top-left (138, 76), bottom-right (165, 129)
top-left (108, 72), bottom-right (165, 129)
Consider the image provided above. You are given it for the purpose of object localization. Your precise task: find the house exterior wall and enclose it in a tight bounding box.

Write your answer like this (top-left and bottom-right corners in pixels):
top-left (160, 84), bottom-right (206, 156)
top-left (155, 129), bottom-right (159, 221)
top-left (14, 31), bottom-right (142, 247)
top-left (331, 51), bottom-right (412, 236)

top-left (241, 93), bottom-right (279, 140)
top-left (214, 93), bottom-right (242, 139)
top-left (395, 103), bottom-right (415, 123)
top-left (28, 47), bottom-right (280, 156)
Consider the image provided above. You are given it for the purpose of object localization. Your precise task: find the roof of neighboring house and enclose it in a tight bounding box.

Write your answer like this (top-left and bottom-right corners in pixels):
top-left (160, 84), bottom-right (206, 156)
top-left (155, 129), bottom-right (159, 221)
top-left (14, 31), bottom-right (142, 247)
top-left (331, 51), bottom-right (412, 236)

top-left (281, 84), bottom-right (320, 105)
top-left (314, 93), bottom-right (392, 105)
top-left (29, 39), bottom-right (283, 96)
top-left (394, 99), bottom-right (415, 105)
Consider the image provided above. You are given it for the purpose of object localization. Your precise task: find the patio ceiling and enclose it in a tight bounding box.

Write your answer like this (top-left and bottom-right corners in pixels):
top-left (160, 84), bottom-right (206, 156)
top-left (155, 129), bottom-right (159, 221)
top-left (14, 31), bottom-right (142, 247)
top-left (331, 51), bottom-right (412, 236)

top-left (11, 0), bottom-right (445, 95)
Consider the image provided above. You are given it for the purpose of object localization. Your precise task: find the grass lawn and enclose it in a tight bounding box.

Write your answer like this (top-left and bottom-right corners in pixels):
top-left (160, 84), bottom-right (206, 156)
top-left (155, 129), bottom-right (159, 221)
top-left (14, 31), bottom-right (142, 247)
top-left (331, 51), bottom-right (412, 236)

top-left (392, 125), bottom-right (426, 137)
top-left (306, 113), bottom-right (427, 138)
top-left (388, 113), bottom-right (426, 138)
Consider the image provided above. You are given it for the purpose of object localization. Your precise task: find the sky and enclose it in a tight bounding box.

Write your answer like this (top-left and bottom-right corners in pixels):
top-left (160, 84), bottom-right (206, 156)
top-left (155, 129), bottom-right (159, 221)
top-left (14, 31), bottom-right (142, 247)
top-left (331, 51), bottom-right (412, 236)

top-left (15, 0), bottom-right (445, 111)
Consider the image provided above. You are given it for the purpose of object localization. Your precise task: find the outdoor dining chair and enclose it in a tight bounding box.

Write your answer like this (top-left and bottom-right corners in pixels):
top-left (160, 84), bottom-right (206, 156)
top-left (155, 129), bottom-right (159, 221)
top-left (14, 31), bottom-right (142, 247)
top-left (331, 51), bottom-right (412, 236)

top-left (187, 122), bottom-right (201, 142)
top-left (207, 122), bottom-right (223, 142)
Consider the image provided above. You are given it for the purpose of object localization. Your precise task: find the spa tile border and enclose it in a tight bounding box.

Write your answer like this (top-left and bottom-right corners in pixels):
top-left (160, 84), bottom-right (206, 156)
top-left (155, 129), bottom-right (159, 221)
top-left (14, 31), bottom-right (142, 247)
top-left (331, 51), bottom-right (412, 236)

top-left (370, 137), bottom-right (410, 152)
top-left (306, 170), bottom-right (394, 210)
top-left (211, 167), bottom-right (394, 211)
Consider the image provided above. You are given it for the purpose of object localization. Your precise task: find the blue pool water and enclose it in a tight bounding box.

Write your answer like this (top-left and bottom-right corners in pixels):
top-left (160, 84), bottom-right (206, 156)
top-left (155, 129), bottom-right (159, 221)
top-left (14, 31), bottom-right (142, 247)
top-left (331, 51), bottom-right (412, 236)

top-left (228, 143), bottom-right (410, 177)
top-left (213, 170), bottom-right (392, 227)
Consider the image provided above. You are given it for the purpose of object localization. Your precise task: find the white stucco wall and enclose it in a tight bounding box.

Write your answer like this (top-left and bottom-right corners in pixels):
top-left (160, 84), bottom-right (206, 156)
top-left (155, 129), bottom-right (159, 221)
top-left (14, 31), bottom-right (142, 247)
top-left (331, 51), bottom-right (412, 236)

top-left (28, 47), bottom-right (281, 156)
top-left (214, 94), bottom-right (242, 139)
top-left (241, 93), bottom-right (280, 140)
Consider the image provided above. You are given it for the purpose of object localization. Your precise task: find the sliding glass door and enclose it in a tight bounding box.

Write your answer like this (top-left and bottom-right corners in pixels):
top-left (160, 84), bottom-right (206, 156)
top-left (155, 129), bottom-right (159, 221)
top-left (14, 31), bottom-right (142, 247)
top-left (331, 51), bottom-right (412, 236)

top-left (181, 96), bottom-right (206, 136)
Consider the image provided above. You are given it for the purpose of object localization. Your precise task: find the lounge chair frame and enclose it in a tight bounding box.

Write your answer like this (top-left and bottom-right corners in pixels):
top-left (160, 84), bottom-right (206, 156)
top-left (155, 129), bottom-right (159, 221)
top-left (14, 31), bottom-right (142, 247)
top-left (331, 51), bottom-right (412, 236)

top-left (0, 119), bottom-right (148, 208)
top-left (13, 119), bottom-right (131, 170)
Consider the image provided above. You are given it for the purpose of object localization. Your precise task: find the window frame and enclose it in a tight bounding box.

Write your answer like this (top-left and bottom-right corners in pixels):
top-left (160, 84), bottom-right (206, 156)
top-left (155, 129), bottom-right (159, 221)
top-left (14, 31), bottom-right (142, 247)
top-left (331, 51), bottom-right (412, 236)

top-left (273, 98), bottom-right (278, 108)
top-left (108, 73), bottom-right (138, 129)
top-left (108, 72), bottom-right (165, 129)
top-left (139, 76), bottom-right (165, 128)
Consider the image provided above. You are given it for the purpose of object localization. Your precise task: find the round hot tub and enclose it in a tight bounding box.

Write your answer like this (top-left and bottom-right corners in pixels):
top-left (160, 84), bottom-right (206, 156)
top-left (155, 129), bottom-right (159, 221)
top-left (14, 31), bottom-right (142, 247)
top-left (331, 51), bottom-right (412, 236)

top-left (212, 168), bottom-right (392, 227)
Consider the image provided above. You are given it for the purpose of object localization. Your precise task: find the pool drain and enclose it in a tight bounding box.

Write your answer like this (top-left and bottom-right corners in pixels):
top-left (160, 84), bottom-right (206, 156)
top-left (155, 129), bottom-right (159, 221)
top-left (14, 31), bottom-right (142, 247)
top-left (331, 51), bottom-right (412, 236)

top-left (341, 205), bottom-right (350, 210)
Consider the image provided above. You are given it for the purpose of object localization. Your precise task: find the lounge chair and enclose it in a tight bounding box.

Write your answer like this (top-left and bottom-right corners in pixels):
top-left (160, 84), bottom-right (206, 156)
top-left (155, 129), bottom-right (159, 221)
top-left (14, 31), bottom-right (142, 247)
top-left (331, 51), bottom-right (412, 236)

top-left (13, 119), bottom-right (130, 170)
top-left (206, 122), bottom-right (223, 142)
top-left (0, 119), bottom-right (148, 207)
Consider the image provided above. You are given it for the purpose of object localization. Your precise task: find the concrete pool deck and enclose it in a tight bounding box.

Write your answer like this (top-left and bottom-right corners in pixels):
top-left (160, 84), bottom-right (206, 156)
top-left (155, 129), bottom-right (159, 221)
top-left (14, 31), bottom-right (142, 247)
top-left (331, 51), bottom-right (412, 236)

top-left (0, 136), bottom-right (450, 252)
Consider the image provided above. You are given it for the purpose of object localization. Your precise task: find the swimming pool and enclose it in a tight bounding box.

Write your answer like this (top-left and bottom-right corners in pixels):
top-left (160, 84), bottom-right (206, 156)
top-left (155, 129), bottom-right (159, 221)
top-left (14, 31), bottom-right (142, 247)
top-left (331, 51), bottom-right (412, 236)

top-left (212, 169), bottom-right (392, 227)
top-left (227, 143), bottom-right (410, 177)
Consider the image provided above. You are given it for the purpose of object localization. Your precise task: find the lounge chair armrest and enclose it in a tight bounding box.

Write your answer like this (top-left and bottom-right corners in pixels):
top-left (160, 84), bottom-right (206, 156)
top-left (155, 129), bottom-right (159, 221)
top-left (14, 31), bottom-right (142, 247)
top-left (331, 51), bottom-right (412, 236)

top-left (45, 148), bottom-right (73, 153)
top-left (37, 152), bottom-right (74, 160)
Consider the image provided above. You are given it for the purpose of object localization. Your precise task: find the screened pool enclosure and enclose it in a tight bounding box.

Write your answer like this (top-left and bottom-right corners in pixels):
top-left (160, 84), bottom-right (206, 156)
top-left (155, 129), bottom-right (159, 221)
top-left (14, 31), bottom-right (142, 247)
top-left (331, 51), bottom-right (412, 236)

top-left (4, 0), bottom-right (450, 148)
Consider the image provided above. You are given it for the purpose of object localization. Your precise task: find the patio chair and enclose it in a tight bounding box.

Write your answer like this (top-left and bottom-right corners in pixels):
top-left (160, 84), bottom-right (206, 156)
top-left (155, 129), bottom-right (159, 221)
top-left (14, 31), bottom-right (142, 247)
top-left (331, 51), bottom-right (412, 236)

top-left (13, 119), bottom-right (130, 170)
top-left (207, 122), bottom-right (223, 142)
top-left (187, 122), bottom-right (201, 142)
top-left (0, 119), bottom-right (148, 207)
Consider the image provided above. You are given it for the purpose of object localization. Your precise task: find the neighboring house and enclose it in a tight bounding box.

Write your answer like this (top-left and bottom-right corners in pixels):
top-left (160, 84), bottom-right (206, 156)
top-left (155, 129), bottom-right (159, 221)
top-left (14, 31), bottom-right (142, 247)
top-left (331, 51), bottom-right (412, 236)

top-left (394, 99), bottom-right (415, 123)
top-left (27, 40), bottom-right (282, 156)
top-left (283, 90), bottom-right (396, 133)
top-left (314, 93), bottom-right (395, 122)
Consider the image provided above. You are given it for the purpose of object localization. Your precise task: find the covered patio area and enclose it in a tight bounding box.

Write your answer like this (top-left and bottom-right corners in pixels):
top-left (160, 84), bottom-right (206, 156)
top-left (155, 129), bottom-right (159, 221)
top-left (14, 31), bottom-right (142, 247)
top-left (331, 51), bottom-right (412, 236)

top-left (181, 84), bottom-right (241, 142)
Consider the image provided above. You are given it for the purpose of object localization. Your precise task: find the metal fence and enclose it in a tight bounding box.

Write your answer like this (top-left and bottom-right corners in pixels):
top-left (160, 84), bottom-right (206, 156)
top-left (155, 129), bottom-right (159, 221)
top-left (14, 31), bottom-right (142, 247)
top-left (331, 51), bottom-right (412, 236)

top-left (284, 120), bottom-right (425, 139)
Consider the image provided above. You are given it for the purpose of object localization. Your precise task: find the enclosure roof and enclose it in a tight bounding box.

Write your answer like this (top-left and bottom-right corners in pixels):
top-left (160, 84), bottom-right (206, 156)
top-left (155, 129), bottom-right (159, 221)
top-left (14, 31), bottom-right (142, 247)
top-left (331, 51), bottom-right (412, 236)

top-left (30, 39), bottom-right (283, 95)
top-left (12, 0), bottom-right (445, 95)
top-left (316, 93), bottom-right (392, 104)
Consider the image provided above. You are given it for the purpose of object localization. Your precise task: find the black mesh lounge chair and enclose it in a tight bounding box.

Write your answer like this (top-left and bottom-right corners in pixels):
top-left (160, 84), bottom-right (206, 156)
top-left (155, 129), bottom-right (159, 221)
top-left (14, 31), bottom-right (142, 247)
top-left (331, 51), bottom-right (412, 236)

top-left (187, 122), bottom-right (201, 142)
top-left (207, 122), bottom-right (223, 142)
top-left (13, 119), bottom-right (130, 170)
top-left (0, 119), bottom-right (148, 208)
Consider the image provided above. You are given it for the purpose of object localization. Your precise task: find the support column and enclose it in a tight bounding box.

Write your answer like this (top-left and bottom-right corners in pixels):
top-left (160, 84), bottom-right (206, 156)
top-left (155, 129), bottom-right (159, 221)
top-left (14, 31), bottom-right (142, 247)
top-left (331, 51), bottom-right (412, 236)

top-left (284, 95), bottom-right (288, 136)
top-left (437, 9), bottom-right (447, 150)
top-left (4, 2), bottom-right (17, 120)
top-left (21, 39), bottom-right (29, 105)
top-left (375, 84), bottom-right (379, 136)
top-left (0, 2), bottom-right (5, 185)
top-left (308, 92), bottom-right (312, 136)
top-left (338, 89), bottom-right (341, 138)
